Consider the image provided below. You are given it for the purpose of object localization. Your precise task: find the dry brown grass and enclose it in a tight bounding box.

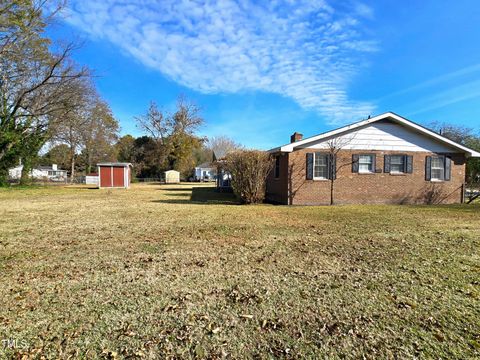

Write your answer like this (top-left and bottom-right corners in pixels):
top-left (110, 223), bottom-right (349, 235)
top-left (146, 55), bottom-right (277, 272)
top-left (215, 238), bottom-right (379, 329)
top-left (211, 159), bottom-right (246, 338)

top-left (0, 183), bottom-right (479, 359)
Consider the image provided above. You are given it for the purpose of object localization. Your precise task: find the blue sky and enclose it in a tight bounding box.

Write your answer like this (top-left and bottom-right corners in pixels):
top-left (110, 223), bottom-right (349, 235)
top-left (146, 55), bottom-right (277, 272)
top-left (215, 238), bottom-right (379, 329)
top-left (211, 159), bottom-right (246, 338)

top-left (50, 0), bottom-right (480, 149)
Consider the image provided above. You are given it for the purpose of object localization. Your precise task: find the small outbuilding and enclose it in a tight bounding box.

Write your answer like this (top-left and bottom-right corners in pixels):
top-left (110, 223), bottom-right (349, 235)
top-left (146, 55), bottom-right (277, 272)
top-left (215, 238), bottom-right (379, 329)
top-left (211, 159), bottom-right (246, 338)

top-left (164, 170), bottom-right (180, 184)
top-left (84, 173), bottom-right (99, 185)
top-left (97, 163), bottom-right (132, 189)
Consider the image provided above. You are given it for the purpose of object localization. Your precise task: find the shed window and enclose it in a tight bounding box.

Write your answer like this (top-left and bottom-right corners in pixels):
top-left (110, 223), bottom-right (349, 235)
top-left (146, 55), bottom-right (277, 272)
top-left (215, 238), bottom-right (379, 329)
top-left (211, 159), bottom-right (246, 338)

top-left (274, 156), bottom-right (280, 178)
top-left (359, 155), bottom-right (374, 173)
top-left (314, 153), bottom-right (328, 179)
top-left (431, 156), bottom-right (445, 181)
top-left (390, 155), bottom-right (405, 173)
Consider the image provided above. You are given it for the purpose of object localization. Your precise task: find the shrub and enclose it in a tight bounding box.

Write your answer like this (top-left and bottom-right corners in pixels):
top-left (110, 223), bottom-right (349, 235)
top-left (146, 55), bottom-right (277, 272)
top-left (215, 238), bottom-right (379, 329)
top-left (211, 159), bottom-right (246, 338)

top-left (224, 150), bottom-right (274, 204)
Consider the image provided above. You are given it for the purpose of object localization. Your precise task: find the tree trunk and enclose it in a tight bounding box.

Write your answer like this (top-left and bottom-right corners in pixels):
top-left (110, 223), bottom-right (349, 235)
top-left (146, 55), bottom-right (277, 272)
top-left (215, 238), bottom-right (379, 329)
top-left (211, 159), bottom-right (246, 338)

top-left (330, 179), bottom-right (334, 206)
top-left (70, 149), bottom-right (75, 183)
top-left (20, 159), bottom-right (32, 185)
top-left (86, 150), bottom-right (92, 175)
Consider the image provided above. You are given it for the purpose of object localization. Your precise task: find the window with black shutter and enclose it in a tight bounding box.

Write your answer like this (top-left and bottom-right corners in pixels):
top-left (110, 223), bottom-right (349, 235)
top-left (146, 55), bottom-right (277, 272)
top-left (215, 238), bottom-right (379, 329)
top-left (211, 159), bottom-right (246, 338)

top-left (385, 154), bottom-right (413, 174)
top-left (426, 155), bottom-right (451, 181)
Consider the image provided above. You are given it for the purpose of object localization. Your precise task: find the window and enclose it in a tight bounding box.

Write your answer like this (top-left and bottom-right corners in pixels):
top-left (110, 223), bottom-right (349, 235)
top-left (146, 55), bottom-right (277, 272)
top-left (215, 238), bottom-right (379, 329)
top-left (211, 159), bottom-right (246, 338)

top-left (431, 156), bottom-right (445, 181)
top-left (274, 156), bottom-right (280, 178)
top-left (314, 153), bottom-right (328, 179)
top-left (390, 155), bottom-right (405, 173)
top-left (358, 155), bottom-right (374, 173)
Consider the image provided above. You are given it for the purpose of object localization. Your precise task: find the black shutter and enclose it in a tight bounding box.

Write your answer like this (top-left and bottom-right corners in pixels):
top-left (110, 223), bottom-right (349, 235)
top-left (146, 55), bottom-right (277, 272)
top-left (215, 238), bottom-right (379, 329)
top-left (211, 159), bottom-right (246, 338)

top-left (352, 154), bottom-right (359, 173)
top-left (444, 156), bottom-right (452, 181)
top-left (406, 155), bottom-right (413, 174)
top-left (372, 154), bottom-right (376, 172)
top-left (306, 153), bottom-right (314, 180)
top-left (384, 155), bottom-right (391, 173)
top-left (328, 154), bottom-right (336, 180)
top-left (425, 156), bottom-right (432, 181)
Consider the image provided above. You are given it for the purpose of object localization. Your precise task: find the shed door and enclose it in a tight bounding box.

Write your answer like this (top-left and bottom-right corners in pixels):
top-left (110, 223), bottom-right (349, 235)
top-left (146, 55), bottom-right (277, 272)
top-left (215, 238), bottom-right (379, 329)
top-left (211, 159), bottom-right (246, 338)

top-left (100, 166), bottom-right (112, 187)
top-left (112, 167), bottom-right (124, 187)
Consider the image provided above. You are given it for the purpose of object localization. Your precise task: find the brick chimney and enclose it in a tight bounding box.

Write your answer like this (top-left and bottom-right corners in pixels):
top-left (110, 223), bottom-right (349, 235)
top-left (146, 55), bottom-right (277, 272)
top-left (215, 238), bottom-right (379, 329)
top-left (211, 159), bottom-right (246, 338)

top-left (290, 132), bottom-right (303, 143)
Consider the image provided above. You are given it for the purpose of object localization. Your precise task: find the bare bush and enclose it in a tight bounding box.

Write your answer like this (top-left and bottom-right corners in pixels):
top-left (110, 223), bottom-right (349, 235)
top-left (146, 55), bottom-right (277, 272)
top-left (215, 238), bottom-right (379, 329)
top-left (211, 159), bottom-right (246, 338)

top-left (225, 150), bottom-right (274, 204)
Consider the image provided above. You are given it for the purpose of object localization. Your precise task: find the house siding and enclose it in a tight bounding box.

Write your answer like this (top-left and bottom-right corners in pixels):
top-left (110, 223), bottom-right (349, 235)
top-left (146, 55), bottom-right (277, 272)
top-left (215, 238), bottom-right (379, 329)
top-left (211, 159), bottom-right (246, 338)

top-left (266, 149), bottom-right (466, 205)
top-left (302, 120), bottom-right (458, 153)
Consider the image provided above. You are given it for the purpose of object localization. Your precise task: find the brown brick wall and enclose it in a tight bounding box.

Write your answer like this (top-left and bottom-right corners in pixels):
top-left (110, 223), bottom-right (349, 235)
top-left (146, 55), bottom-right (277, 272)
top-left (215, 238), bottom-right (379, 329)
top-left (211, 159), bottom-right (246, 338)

top-left (266, 149), bottom-right (466, 205)
top-left (266, 153), bottom-right (289, 204)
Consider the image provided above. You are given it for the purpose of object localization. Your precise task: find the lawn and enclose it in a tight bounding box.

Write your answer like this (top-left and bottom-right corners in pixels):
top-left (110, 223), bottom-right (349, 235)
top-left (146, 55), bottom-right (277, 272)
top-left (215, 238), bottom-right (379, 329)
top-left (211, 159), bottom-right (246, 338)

top-left (0, 183), bottom-right (479, 359)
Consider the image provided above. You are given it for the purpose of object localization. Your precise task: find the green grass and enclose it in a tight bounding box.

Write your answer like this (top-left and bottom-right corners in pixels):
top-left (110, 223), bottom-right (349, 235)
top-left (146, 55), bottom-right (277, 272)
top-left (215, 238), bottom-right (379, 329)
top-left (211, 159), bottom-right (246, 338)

top-left (0, 183), bottom-right (479, 358)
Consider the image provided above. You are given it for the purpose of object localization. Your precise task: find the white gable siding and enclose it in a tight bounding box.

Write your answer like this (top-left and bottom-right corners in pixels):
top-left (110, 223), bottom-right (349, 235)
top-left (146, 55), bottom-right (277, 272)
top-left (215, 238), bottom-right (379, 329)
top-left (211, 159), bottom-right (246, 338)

top-left (301, 121), bottom-right (457, 153)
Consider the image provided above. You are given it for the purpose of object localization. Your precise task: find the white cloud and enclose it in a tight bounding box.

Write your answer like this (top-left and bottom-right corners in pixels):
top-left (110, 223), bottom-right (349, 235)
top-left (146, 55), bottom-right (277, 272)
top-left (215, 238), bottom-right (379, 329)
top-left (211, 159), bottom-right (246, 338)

top-left (407, 79), bottom-right (480, 116)
top-left (65, 0), bottom-right (377, 124)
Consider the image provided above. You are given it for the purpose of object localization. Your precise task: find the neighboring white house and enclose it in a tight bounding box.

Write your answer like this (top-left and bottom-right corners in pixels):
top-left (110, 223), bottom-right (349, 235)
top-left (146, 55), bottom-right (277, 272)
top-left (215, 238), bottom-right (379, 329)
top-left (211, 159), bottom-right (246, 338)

top-left (8, 164), bottom-right (67, 181)
top-left (194, 162), bottom-right (216, 181)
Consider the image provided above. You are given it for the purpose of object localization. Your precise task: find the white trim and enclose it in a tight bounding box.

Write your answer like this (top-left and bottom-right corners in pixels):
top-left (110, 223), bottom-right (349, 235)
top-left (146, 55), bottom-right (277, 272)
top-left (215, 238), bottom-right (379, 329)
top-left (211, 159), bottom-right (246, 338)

top-left (270, 112), bottom-right (480, 157)
top-left (97, 165), bottom-right (101, 189)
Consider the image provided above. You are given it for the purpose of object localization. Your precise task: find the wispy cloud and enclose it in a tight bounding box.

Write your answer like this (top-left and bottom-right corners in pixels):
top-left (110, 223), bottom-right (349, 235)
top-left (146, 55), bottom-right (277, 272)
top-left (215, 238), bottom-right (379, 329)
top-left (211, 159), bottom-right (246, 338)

top-left (407, 79), bottom-right (480, 116)
top-left (378, 63), bottom-right (480, 102)
top-left (64, 0), bottom-right (377, 123)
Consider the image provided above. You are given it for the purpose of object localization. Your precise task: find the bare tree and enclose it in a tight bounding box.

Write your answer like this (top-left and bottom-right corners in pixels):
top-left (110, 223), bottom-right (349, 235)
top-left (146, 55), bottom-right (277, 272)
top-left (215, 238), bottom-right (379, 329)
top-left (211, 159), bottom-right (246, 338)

top-left (81, 98), bottom-right (119, 174)
top-left (50, 82), bottom-right (90, 182)
top-left (207, 136), bottom-right (243, 159)
top-left (135, 95), bottom-right (205, 174)
top-left (325, 133), bottom-right (357, 205)
top-left (135, 101), bottom-right (171, 145)
top-left (171, 95), bottom-right (203, 135)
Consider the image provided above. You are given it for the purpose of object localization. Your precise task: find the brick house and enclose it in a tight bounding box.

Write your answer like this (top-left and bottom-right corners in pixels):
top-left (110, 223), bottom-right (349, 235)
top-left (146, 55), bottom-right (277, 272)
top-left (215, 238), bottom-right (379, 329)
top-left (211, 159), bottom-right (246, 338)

top-left (266, 112), bottom-right (480, 205)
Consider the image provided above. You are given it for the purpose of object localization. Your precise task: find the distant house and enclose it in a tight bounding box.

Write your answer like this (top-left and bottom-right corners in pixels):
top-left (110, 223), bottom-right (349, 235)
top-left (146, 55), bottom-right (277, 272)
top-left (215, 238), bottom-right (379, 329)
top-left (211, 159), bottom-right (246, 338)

top-left (194, 162), bottom-right (216, 181)
top-left (266, 112), bottom-right (480, 205)
top-left (8, 164), bottom-right (67, 182)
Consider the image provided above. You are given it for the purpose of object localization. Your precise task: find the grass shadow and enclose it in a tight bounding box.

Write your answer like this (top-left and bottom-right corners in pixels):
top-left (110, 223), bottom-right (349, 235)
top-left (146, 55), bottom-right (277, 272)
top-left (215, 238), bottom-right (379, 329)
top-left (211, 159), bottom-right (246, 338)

top-left (158, 187), bottom-right (195, 191)
top-left (152, 186), bottom-right (239, 205)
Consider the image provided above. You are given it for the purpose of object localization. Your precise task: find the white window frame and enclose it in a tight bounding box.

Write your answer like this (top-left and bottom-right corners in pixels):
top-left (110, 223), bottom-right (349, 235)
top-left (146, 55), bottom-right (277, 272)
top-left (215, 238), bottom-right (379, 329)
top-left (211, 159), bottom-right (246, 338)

top-left (390, 155), bottom-right (405, 174)
top-left (431, 156), bottom-right (445, 181)
top-left (358, 154), bottom-right (374, 174)
top-left (313, 153), bottom-right (328, 180)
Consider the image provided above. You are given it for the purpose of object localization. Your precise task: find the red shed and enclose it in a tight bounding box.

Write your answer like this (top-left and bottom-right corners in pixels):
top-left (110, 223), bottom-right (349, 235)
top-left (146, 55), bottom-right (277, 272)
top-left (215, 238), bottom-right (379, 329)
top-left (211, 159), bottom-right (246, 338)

top-left (97, 163), bottom-right (132, 189)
